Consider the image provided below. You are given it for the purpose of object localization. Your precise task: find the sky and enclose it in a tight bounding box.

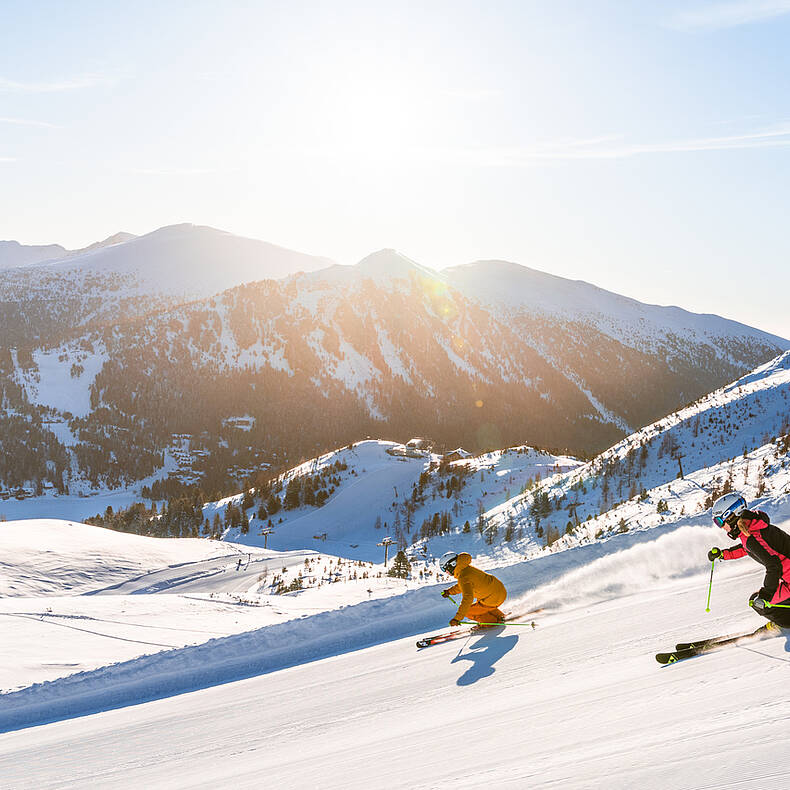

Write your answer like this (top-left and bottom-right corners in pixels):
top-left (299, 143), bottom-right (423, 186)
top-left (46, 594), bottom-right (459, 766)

top-left (1, 0), bottom-right (790, 338)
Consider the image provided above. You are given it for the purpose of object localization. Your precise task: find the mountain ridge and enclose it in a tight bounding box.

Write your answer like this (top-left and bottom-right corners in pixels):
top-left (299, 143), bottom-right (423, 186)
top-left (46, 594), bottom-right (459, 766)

top-left (1, 224), bottom-right (788, 495)
top-left (0, 232), bottom-right (138, 271)
top-left (445, 258), bottom-right (789, 349)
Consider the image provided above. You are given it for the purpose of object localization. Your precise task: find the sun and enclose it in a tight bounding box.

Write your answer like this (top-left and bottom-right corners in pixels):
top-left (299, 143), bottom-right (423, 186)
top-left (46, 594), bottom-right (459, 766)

top-left (320, 70), bottom-right (430, 164)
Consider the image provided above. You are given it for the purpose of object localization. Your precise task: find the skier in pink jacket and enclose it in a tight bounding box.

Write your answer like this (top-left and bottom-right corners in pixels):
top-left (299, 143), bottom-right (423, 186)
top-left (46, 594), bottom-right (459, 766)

top-left (709, 492), bottom-right (790, 627)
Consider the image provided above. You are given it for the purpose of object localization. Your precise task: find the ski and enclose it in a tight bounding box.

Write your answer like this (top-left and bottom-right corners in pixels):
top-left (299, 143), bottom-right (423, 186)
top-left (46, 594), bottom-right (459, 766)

top-left (657, 624), bottom-right (775, 664)
top-left (416, 626), bottom-right (489, 648)
top-left (674, 630), bottom-right (749, 652)
top-left (416, 616), bottom-right (538, 648)
top-left (673, 622), bottom-right (786, 652)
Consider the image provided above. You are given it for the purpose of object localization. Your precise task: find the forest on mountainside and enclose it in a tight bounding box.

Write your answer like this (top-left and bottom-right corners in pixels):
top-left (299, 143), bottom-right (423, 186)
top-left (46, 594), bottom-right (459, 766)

top-left (1, 261), bottom-right (785, 496)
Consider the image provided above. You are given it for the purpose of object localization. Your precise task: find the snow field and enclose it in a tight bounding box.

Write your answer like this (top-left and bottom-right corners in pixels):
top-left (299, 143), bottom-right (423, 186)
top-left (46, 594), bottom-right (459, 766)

top-left (1, 512), bottom-right (777, 734)
top-left (17, 344), bottom-right (108, 418)
top-left (0, 595), bottom-right (256, 692)
top-left (0, 518), bottom-right (427, 695)
top-left (0, 520), bottom-right (257, 597)
top-left (2, 525), bottom-right (789, 788)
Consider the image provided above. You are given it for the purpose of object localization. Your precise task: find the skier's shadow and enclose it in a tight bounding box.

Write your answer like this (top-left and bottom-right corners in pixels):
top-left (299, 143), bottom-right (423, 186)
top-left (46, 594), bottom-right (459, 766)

top-left (451, 627), bottom-right (519, 686)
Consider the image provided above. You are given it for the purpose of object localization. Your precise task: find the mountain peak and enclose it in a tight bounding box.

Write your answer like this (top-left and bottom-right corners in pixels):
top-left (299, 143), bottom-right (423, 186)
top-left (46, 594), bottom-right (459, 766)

top-left (39, 223), bottom-right (336, 299)
top-left (355, 249), bottom-right (438, 282)
top-left (73, 231), bottom-right (137, 256)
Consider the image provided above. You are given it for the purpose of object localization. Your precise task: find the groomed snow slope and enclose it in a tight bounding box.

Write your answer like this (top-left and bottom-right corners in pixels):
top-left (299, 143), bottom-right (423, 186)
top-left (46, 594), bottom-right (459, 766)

top-left (2, 515), bottom-right (790, 788)
top-left (0, 520), bottom-right (254, 597)
top-left (0, 519), bottom-right (404, 693)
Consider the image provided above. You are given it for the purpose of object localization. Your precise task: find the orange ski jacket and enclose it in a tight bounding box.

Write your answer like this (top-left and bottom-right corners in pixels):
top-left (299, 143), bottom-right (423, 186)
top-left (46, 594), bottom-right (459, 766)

top-left (444, 553), bottom-right (507, 620)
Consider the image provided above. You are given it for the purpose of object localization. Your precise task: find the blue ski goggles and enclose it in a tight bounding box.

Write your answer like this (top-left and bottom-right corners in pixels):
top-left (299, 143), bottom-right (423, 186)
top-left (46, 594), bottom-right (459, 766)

top-left (713, 513), bottom-right (741, 538)
top-left (713, 513), bottom-right (738, 527)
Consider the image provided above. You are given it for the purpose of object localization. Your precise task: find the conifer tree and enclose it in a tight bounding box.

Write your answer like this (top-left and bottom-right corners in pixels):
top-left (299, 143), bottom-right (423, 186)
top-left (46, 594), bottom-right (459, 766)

top-left (387, 550), bottom-right (411, 579)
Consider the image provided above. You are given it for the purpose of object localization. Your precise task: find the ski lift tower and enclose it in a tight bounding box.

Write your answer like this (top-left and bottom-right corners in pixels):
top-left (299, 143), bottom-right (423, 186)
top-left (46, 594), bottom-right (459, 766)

top-left (377, 536), bottom-right (396, 567)
top-left (259, 527), bottom-right (274, 549)
top-left (673, 450), bottom-right (686, 479)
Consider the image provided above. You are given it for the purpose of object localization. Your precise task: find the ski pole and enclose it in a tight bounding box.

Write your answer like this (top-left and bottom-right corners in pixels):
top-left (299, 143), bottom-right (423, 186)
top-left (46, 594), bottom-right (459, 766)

top-left (705, 559), bottom-right (715, 612)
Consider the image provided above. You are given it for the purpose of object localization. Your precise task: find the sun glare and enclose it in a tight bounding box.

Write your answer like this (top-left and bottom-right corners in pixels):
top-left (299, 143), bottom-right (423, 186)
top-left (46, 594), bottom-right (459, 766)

top-left (321, 69), bottom-right (434, 163)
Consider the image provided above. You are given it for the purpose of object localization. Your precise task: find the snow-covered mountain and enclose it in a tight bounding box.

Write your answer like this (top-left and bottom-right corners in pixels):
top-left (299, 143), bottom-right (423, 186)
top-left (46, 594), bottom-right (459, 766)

top-left (160, 350), bottom-right (790, 570)
top-left (60, 250), bottom-right (787, 456)
top-left (0, 240), bottom-right (68, 270)
top-left (476, 349), bottom-right (790, 560)
top-left (446, 258), bottom-right (788, 358)
top-left (39, 224), bottom-right (334, 299)
top-left (193, 440), bottom-right (581, 562)
top-left (68, 231), bottom-right (137, 257)
top-left (0, 224), bottom-right (335, 346)
top-left (0, 232), bottom-right (137, 271)
top-left (73, 349), bottom-right (790, 583)
top-left (2, 233), bottom-right (788, 496)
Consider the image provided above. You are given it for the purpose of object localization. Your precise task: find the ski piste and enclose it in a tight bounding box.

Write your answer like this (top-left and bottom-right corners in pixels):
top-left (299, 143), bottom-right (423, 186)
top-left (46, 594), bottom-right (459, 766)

top-left (417, 611), bottom-right (540, 648)
top-left (656, 624), bottom-right (778, 664)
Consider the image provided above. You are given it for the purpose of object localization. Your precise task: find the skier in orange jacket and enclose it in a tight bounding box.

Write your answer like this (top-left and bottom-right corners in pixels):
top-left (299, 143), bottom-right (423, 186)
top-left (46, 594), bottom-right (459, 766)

top-left (439, 551), bottom-right (507, 627)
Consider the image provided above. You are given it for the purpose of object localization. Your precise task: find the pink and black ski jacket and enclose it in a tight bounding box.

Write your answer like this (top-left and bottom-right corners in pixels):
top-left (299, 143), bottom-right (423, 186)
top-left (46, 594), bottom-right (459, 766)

top-left (721, 510), bottom-right (790, 605)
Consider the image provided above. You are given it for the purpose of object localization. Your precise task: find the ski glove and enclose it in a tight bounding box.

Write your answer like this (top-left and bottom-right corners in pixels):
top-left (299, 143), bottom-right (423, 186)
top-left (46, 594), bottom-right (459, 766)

top-left (750, 593), bottom-right (768, 612)
top-left (707, 547), bottom-right (723, 562)
top-left (441, 589), bottom-right (452, 598)
top-left (449, 618), bottom-right (462, 627)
